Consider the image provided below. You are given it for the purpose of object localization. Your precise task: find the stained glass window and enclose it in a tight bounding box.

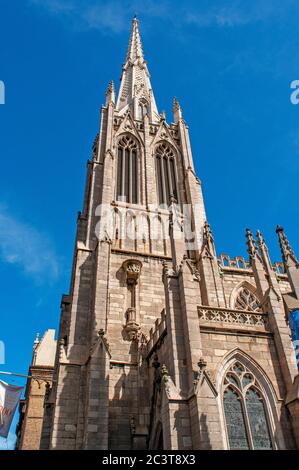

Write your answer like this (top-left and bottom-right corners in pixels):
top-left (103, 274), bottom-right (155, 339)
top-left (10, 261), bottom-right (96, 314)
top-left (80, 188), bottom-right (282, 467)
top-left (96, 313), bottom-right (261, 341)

top-left (223, 362), bottom-right (273, 450)
top-left (246, 388), bottom-right (272, 449)
top-left (224, 387), bottom-right (249, 450)
top-left (226, 374), bottom-right (239, 387)
top-left (233, 363), bottom-right (245, 375)
top-left (155, 143), bottom-right (178, 206)
top-left (242, 374), bottom-right (253, 388)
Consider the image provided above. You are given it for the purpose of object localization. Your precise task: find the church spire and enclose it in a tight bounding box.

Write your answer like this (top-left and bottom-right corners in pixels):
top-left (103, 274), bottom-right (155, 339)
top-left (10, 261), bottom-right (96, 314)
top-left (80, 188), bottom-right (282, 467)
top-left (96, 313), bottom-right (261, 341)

top-left (106, 80), bottom-right (115, 105)
top-left (173, 97), bottom-right (183, 124)
top-left (126, 16), bottom-right (144, 63)
top-left (276, 225), bottom-right (298, 268)
top-left (256, 230), bottom-right (272, 271)
top-left (276, 225), bottom-right (299, 299)
top-left (246, 228), bottom-right (258, 260)
top-left (116, 17), bottom-right (159, 122)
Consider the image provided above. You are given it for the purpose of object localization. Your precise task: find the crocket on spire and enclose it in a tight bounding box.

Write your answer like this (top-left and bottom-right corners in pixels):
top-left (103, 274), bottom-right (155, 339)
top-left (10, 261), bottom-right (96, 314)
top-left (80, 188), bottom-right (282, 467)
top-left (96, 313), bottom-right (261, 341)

top-left (116, 17), bottom-right (159, 121)
top-left (276, 225), bottom-right (298, 267)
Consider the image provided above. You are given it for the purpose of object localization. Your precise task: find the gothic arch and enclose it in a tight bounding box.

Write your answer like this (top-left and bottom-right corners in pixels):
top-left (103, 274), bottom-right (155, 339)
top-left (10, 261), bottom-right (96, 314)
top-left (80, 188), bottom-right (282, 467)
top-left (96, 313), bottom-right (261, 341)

top-left (155, 140), bottom-right (177, 157)
top-left (215, 348), bottom-right (285, 450)
top-left (116, 133), bottom-right (141, 204)
top-left (125, 209), bottom-right (137, 251)
top-left (138, 98), bottom-right (149, 119)
top-left (117, 133), bottom-right (142, 153)
top-left (136, 211), bottom-right (151, 253)
top-left (154, 141), bottom-right (179, 206)
top-left (113, 208), bottom-right (123, 249)
top-left (150, 213), bottom-right (168, 256)
top-left (230, 280), bottom-right (261, 312)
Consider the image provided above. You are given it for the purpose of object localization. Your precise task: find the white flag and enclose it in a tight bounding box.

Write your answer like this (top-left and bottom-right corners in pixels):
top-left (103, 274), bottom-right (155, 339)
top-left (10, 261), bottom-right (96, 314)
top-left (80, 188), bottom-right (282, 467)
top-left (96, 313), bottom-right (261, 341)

top-left (0, 380), bottom-right (23, 438)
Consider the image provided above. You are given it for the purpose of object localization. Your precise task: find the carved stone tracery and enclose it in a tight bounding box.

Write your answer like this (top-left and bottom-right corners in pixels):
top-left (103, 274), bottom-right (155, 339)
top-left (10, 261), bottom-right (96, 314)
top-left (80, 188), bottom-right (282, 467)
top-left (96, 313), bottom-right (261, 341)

top-left (198, 306), bottom-right (267, 328)
top-left (122, 260), bottom-right (142, 340)
top-left (235, 288), bottom-right (261, 312)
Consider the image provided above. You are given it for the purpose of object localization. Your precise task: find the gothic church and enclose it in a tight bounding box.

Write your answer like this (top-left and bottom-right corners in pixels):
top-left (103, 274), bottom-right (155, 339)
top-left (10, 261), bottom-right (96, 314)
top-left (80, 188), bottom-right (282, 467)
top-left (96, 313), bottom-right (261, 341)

top-left (17, 17), bottom-right (299, 450)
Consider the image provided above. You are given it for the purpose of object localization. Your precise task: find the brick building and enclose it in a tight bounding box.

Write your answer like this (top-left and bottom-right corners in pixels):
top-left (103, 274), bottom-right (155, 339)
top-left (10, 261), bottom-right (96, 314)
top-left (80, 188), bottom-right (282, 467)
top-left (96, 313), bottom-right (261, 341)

top-left (18, 17), bottom-right (299, 450)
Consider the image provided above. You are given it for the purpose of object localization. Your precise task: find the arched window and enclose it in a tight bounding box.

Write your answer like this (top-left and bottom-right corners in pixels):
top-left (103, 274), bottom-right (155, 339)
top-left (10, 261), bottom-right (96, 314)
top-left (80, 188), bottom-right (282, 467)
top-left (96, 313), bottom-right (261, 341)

top-left (155, 143), bottom-right (178, 205)
top-left (223, 362), bottom-right (273, 450)
top-left (235, 287), bottom-right (261, 312)
top-left (117, 135), bottom-right (138, 204)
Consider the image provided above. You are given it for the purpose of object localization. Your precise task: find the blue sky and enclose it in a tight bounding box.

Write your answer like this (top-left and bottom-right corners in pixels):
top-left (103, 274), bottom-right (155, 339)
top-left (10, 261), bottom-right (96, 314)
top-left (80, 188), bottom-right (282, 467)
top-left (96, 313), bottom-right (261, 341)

top-left (0, 0), bottom-right (299, 448)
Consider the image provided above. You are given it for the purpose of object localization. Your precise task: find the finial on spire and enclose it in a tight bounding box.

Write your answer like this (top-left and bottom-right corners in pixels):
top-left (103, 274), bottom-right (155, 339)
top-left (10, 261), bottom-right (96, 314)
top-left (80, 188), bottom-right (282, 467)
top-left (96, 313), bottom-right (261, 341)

top-left (276, 225), bottom-right (298, 267)
top-left (173, 97), bottom-right (183, 123)
top-left (34, 333), bottom-right (40, 349)
top-left (246, 228), bottom-right (258, 259)
top-left (256, 229), bottom-right (273, 271)
top-left (106, 80), bottom-right (115, 105)
top-left (116, 17), bottom-right (159, 121)
top-left (160, 110), bottom-right (166, 121)
top-left (256, 230), bottom-right (267, 250)
top-left (173, 97), bottom-right (180, 111)
top-left (201, 221), bottom-right (216, 258)
top-left (126, 15), bottom-right (144, 63)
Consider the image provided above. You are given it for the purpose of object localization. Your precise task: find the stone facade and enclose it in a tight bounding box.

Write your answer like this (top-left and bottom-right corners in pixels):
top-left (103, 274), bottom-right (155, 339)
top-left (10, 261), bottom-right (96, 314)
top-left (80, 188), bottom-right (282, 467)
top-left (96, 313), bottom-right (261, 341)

top-left (17, 330), bottom-right (56, 449)
top-left (18, 18), bottom-right (299, 450)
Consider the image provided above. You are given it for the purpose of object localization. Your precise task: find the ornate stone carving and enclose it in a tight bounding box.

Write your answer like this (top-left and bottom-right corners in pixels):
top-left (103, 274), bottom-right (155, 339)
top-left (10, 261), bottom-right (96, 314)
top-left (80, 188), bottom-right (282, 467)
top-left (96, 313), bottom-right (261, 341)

top-left (123, 259), bottom-right (142, 285)
top-left (198, 357), bottom-right (207, 371)
top-left (276, 225), bottom-right (299, 266)
top-left (218, 254), bottom-right (250, 270)
top-left (198, 306), bottom-right (267, 327)
top-left (186, 259), bottom-right (201, 281)
top-left (98, 329), bottom-right (111, 356)
top-left (201, 221), bottom-right (216, 259)
top-left (124, 307), bottom-right (140, 341)
top-left (235, 287), bottom-right (261, 312)
top-left (122, 260), bottom-right (142, 341)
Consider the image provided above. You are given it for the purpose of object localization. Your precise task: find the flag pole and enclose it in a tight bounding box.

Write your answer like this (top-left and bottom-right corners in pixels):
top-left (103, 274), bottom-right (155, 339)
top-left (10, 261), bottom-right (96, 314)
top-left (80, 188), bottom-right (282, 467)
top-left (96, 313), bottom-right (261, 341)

top-left (0, 370), bottom-right (55, 382)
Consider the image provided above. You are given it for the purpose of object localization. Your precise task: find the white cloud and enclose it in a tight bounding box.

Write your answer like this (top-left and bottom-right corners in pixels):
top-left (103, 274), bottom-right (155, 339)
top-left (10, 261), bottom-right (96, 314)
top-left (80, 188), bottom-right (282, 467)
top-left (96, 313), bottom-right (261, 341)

top-left (28, 0), bottom-right (297, 33)
top-left (0, 207), bottom-right (60, 283)
top-left (184, 0), bottom-right (296, 28)
top-left (29, 0), bottom-right (166, 33)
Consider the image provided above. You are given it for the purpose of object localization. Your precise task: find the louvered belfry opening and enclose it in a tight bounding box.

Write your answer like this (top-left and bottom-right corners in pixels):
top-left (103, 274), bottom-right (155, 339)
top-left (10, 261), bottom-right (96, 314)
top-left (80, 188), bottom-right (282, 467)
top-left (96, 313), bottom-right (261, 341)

top-left (155, 143), bottom-right (178, 205)
top-left (117, 135), bottom-right (138, 204)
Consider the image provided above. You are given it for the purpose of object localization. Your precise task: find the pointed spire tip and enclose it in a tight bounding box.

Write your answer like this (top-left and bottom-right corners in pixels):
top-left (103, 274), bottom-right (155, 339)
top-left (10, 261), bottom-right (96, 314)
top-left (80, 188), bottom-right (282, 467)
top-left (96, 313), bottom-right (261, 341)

top-left (126, 14), bottom-right (144, 63)
top-left (173, 96), bottom-right (181, 109)
top-left (276, 225), bottom-right (298, 265)
top-left (276, 224), bottom-right (283, 233)
top-left (34, 333), bottom-right (40, 346)
top-left (173, 97), bottom-right (183, 122)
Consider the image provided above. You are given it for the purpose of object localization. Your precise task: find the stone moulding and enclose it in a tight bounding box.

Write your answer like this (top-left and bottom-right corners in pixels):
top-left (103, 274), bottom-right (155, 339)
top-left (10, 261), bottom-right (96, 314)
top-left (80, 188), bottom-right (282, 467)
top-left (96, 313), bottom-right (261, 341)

top-left (197, 306), bottom-right (268, 329)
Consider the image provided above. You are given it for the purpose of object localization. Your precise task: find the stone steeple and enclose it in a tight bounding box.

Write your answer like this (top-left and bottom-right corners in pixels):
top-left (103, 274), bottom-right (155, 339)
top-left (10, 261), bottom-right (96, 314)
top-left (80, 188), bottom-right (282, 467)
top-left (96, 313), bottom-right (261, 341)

top-left (17, 17), bottom-right (299, 452)
top-left (105, 80), bottom-right (115, 105)
top-left (276, 225), bottom-right (299, 299)
top-left (173, 97), bottom-right (183, 124)
top-left (276, 225), bottom-right (298, 268)
top-left (126, 15), bottom-right (144, 62)
top-left (116, 16), bottom-right (159, 121)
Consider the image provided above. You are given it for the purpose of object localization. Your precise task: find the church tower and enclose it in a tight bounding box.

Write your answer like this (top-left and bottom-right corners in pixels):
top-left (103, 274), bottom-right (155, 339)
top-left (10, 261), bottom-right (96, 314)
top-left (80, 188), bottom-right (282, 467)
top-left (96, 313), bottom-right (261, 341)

top-left (19, 17), bottom-right (299, 450)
